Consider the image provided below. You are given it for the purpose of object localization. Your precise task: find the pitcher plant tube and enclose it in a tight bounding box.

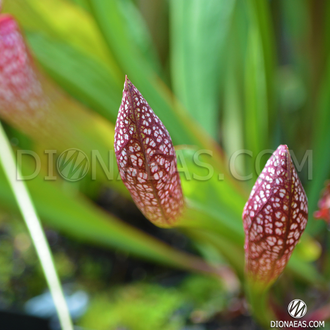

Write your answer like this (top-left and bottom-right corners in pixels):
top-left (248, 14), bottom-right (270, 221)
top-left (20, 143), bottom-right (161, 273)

top-left (114, 76), bottom-right (184, 228)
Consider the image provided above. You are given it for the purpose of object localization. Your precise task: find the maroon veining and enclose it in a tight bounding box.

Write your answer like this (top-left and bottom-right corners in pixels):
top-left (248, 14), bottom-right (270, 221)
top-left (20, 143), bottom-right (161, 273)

top-left (114, 76), bottom-right (184, 227)
top-left (242, 145), bottom-right (308, 286)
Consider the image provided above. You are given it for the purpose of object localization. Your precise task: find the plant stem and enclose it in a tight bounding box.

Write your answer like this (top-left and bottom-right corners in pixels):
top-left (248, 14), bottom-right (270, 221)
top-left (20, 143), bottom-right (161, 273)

top-left (0, 122), bottom-right (73, 330)
top-left (246, 279), bottom-right (275, 328)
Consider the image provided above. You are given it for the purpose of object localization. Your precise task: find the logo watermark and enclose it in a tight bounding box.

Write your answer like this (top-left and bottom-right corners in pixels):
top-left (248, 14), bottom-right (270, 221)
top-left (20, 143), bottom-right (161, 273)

top-left (288, 299), bottom-right (307, 319)
top-left (15, 148), bottom-right (314, 183)
top-left (270, 300), bottom-right (325, 328)
top-left (57, 149), bottom-right (89, 182)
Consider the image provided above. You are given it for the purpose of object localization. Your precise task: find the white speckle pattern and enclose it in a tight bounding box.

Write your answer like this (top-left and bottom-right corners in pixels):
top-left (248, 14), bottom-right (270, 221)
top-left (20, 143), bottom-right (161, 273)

top-left (0, 15), bottom-right (81, 148)
top-left (0, 15), bottom-right (69, 145)
top-left (114, 77), bottom-right (184, 227)
top-left (242, 145), bottom-right (308, 286)
top-left (0, 16), bottom-right (48, 120)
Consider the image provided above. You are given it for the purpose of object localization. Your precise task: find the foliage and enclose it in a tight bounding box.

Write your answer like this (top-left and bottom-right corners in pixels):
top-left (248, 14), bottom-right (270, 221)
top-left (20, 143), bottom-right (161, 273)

top-left (0, 0), bottom-right (330, 329)
top-left (79, 275), bottom-right (229, 330)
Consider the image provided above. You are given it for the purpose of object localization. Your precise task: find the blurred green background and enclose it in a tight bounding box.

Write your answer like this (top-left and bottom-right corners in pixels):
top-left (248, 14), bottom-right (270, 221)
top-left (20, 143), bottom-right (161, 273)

top-left (0, 0), bottom-right (330, 329)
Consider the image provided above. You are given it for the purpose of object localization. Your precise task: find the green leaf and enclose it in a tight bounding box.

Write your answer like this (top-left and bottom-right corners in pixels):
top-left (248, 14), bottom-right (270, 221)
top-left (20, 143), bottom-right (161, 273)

top-left (67, 0), bottom-right (92, 12)
top-left (244, 0), bottom-right (276, 181)
top-left (307, 58), bottom-right (330, 234)
top-left (26, 32), bottom-right (122, 123)
top-left (170, 0), bottom-right (236, 139)
top-left (244, 26), bottom-right (268, 179)
top-left (222, 19), bottom-right (245, 177)
top-left (0, 122), bottom-right (74, 330)
top-left (175, 148), bottom-right (247, 246)
top-left (246, 0), bottom-right (275, 120)
top-left (116, 0), bottom-right (163, 77)
top-left (0, 157), bottom-right (215, 274)
top-left (3, 0), bottom-right (121, 77)
top-left (187, 229), bottom-right (245, 279)
top-left (88, 0), bottom-right (203, 146)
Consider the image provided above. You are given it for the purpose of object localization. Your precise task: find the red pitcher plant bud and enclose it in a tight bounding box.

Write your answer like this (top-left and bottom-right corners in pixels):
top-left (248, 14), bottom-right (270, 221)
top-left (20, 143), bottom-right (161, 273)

top-left (0, 14), bottom-right (56, 138)
top-left (314, 182), bottom-right (330, 224)
top-left (0, 14), bottom-right (103, 151)
top-left (114, 76), bottom-right (184, 227)
top-left (242, 145), bottom-right (308, 288)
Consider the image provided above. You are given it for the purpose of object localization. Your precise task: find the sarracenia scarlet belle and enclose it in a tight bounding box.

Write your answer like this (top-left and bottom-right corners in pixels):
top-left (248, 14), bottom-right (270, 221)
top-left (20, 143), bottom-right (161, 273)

top-left (243, 145), bottom-right (308, 288)
top-left (114, 76), bottom-right (184, 228)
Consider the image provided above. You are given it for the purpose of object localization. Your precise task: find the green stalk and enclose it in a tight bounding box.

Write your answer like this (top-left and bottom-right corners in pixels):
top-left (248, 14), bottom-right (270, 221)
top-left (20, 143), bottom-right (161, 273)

top-left (0, 122), bottom-right (73, 330)
top-left (245, 279), bottom-right (275, 328)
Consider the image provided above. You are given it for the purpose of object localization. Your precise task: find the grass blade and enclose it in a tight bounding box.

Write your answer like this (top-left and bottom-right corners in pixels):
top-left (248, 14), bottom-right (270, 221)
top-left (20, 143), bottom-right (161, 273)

top-left (3, 0), bottom-right (122, 77)
top-left (307, 57), bottom-right (330, 234)
top-left (244, 26), bottom-right (268, 180)
top-left (0, 151), bottom-right (217, 275)
top-left (244, 0), bottom-right (276, 181)
top-left (26, 32), bottom-right (122, 122)
top-left (170, 0), bottom-right (236, 139)
top-left (0, 122), bottom-right (74, 330)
